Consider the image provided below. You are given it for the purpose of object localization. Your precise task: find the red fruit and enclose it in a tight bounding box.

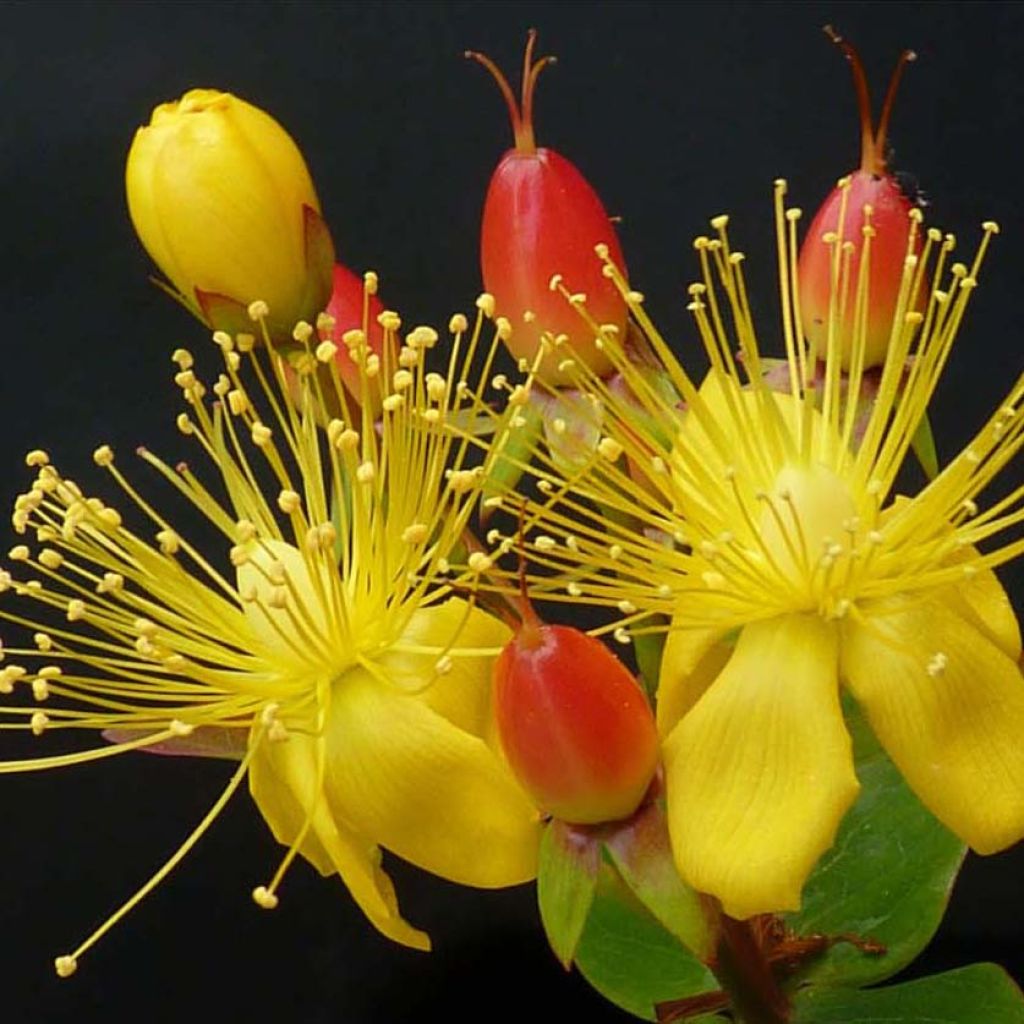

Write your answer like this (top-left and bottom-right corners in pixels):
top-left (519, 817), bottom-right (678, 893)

top-left (468, 31), bottom-right (628, 385)
top-left (798, 27), bottom-right (922, 370)
top-left (494, 617), bottom-right (659, 825)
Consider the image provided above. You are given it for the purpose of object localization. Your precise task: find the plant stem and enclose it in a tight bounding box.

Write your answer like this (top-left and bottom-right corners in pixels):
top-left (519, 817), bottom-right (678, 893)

top-left (715, 914), bottom-right (790, 1024)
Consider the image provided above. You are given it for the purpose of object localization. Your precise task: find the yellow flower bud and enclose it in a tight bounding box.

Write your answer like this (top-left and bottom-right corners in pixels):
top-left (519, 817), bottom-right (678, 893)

top-left (126, 89), bottom-right (335, 339)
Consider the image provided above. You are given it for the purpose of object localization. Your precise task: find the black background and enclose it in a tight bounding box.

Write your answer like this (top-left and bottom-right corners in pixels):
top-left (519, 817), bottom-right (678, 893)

top-left (1, 2), bottom-right (1023, 1022)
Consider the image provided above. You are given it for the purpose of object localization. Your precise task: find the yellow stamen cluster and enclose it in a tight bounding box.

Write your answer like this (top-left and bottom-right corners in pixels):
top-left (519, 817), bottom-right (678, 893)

top-left (459, 180), bottom-right (1020, 648)
top-left (0, 283), bottom-right (506, 975)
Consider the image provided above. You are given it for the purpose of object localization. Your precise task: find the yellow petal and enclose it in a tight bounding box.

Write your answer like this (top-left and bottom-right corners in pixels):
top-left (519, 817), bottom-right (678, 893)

top-left (324, 666), bottom-right (540, 888)
top-left (943, 549), bottom-right (1021, 661)
top-left (656, 622), bottom-right (732, 737)
top-left (249, 727), bottom-right (430, 950)
top-left (664, 614), bottom-right (858, 919)
top-left (378, 598), bottom-right (511, 744)
top-left (842, 596), bottom-right (1024, 854)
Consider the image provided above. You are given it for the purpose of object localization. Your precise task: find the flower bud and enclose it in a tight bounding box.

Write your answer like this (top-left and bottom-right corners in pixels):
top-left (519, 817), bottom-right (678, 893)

top-left (494, 622), bottom-right (659, 824)
top-left (126, 89), bottom-right (335, 339)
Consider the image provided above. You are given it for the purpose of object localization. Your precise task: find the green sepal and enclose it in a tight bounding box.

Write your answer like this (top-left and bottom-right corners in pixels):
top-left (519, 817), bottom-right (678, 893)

top-left (911, 410), bottom-right (939, 480)
top-left (792, 963), bottom-right (1024, 1023)
top-left (602, 799), bottom-right (714, 960)
top-left (481, 396), bottom-right (543, 522)
top-left (195, 286), bottom-right (253, 338)
top-left (784, 697), bottom-right (965, 989)
top-left (632, 618), bottom-right (667, 699)
top-left (537, 818), bottom-right (601, 969)
top-left (574, 858), bottom-right (720, 1021)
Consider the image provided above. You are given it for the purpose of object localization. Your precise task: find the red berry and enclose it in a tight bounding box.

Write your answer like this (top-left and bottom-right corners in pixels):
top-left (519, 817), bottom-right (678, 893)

top-left (798, 27), bottom-right (921, 370)
top-left (494, 620), bottom-right (659, 825)
top-left (468, 32), bottom-right (628, 385)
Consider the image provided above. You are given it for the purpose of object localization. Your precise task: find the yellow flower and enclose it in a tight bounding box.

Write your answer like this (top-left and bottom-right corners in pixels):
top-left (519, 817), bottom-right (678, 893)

top-left (0, 291), bottom-right (538, 976)
top-left (126, 89), bottom-right (335, 339)
top-left (473, 181), bottom-right (1024, 920)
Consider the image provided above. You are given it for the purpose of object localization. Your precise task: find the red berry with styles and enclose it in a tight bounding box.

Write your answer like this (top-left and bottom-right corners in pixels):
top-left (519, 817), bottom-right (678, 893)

top-left (798, 27), bottom-right (922, 370)
top-left (468, 31), bottom-right (628, 386)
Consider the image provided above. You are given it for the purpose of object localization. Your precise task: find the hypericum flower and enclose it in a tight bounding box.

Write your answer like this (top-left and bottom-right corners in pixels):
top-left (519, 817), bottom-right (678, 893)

top-left (126, 89), bottom-right (335, 339)
top-left (0, 286), bottom-right (539, 975)
top-left (470, 180), bottom-right (1024, 920)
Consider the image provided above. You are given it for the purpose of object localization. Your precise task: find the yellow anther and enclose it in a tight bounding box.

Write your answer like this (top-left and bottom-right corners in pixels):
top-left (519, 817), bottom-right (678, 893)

top-left (32, 678), bottom-right (50, 702)
top-left (377, 311), bottom-right (402, 332)
top-left (55, 956), bottom-right (78, 979)
top-left (156, 529), bottom-right (181, 555)
top-left (176, 413), bottom-right (194, 434)
top-left (9, 545), bottom-right (30, 561)
top-left (508, 384), bottom-right (530, 407)
top-left (315, 340), bottom-right (338, 363)
top-left (38, 549), bottom-right (63, 570)
top-left (567, 582), bottom-right (583, 597)
top-left (252, 886), bottom-right (279, 910)
top-left (495, 316), bottom-right (513, 341)
top-left (435, 654), bottom-right (454, 676)
top-left (608, 544), bottom-right (623, 560)
top-left (614, 627), bottom-right (631, 645)
top-left (382, 394), bottom-right (405, 413)
top-left (402, 523), bottom-right (429, 544)
top-left (212, 330), bottom-right (233, 351)
top-left (356, 461), bottom-right (376, 484)
top-left (172, 348), bottom-right (194, 370)
top-left (475, 293), bottom-right (496, 318)
top-left (617, 599), bottom-right (637, 615)
top-left (336, 429), bottom-right (360, 452)
top-left (251, 422), bottom-right (273, 447)
top-left (31, 710), bottom-right (49, 735)
top-left (449, 313), bottom-right (469, 334)
top-left (363, 270), bottom-right (379, 295)
top-left (33, 632), bottom-right (53, 652)
top-left (247, 299), bottom-right (270, 321)
top-left (227, 389), bottom-right (250, 416)
top-left (598, 437), bottom-right (623, 461)
top-left (292, 321), bottom-right (313, 344)
top-left (425, 374), bottom-right (447, 403)
top-left (93, 445), bottom-right (114, 467)
top-left (534, 535), bottom-right (556, 552)
top-left (277, 490), bottom-right (302, 515)
top-left (170, 719), bottom-right (194, 737)
top-left (468, 552), bottom-right (492, 573)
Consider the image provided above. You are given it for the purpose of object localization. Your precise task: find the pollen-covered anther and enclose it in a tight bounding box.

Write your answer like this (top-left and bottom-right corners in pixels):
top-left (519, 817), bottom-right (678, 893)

top-left (92, 445), bottom-right (114, 468)
top-left (247, 300), bottom-right (270, 321)
top-left (236, 333), bottom-right (255, 353)
top-left (626, 290), bottom-right (645, 304)
top-left (961, 499), bottom-right (979, 517)
top-left (170, 719), bottom-right (194, 737)
top-left (156, 529), bottom-right (181, 556)
top-left (702, 571), bottom-right (726, 589)
top-left (495, 316), bottom-right (513, 341)
top-left (401, 523), bottom-right (429, 545)
top-left (608, 544), bottom-right (623, 560)
top-left (252, 886), bottom-right (279, 910)
top-left (25, 449), bottom-right (50, 468)
top-left (508, 384), bottom-right (530, 407)
top-left (342, 328), bottom-right (366, 351)
top-left (97, 571), bottom-right (124, 595)
top-left (407, 326), bottom-right (439, 350)
top-left (356, 462), bottom-right (376, 485)
top-left (31, 710), bottom-right (49, 735)
top-left (363, 270), bottom-right (379, 295)
top-left (377, 311), bottom-right (402, 333)
top-left (213, 374), bottom-right (231, 398)
top-left (569, 292), bottom-right (588, 307)
top-left (176, 413), bottom-right (194, 435)
top-left (65, 599), bottom-right (86, 622)
top-left (33, 632), bottom-right (52, 652)
top-left (316, 312), bottom-right (336, 336)
top-left (927, 652), bottom-right (949, 678)
top-left (613, 627), bottom-right (631, 645)
top-left (54, 955), bottom-right (77, 979)
top-left (533, 535), bottom-right (556, 553)
top-left (537, 479), bottom-right (554, 494)
top-left (449, 313), bottom-right (469, 334)
top-left (134, 618), bottom-right (158, 639)
top-left (435, 654), bottom-right (454, 676)
top-left (617, 599), bottom-right (637, 615)
top-left (251, 422), bottom-right (273, 447)
top-left (446, 468), bottom-right (481, 494)
top-left (468, 552), bottom-right (492, 573)
top-left (277, 490), bottom-right (302, 515)
top-left (38, 549), bottom-right (63, 570)
top-left (425, 374), bottom-right (447, 403)
top-left (227, 389), bottom-right (250, 416)
top-left (598, 437), bottom-right (623, 461)
top-left (315, 340), bottom-right (337, 363)
top-left (292, 321), bottom-right (313, 344)
top-left (567, 582), bottom-right (583, 597)
top-left (491, 373), bottom-right (508, 391)
top-left (336, 429), bottom-right (360, 452)
top-left (382, 394), bottom-right (405, 413)
top-left (171, 348), bottom-right (194, 370)
top-left (212, 330), bottom-right (233, 351)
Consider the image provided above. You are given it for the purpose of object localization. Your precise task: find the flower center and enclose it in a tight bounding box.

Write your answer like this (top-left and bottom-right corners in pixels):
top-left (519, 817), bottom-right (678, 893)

top-left (759, 462), bottom-right (858, 609)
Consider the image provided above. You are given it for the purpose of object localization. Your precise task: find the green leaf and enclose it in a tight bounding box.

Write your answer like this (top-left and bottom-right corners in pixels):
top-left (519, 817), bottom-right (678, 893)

top-left (574, 859), bottom-right (719, 1021)
top-left (537, 819), bottom-right (601, 969)
top-left (784, 698), bottom-right (965, 988)
top-left (603, 800), bottom-right (713, 960)
top-left (911, 410), bottom-right (940, 480)
top-left (481, 398), bottom-right (543, 517)
top-left (792, 963), bottom-right (1024, 1023)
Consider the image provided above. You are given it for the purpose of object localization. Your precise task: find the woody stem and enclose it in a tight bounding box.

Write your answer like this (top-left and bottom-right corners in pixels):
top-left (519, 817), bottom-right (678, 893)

top-left (714, 914), bottom-right (790, 1024)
